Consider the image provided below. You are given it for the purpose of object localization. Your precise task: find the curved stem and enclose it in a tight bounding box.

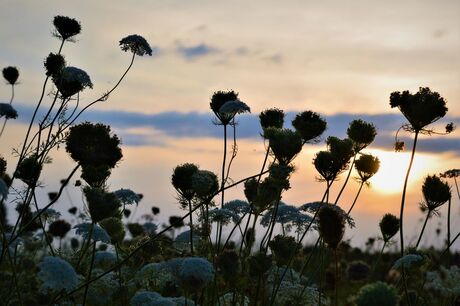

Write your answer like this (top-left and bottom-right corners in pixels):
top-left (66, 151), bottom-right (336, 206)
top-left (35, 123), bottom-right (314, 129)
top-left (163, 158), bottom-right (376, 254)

top-left (347, 181), bottom-right (364, 215)
top-left (415, 211), bottom-right (431, 249)
top-left (0, 85), bottom-right (14, 138)
top-left (399, 130), bottom-right (419, 256)
top-left (334, 153), bottom-right (357, 204)
top-left (447, 197), bottom-right (451, 249)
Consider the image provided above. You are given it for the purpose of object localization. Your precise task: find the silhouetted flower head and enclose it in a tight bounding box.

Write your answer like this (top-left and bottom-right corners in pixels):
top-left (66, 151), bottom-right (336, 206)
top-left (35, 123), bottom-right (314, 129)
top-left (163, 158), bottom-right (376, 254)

top-left (2, 66), bottom-right (19, 85)
top-left (216, 250), bottom-right (240, 283)
top-left (80, 164), bottom-right (112, 188)
top-left (313, 151), bottom-right (341, 182)
top-left (347, 261), bottom-right (370, 281)
top-left (175, 229), bottom-right (200, 244)
top-left (394, 140), bottom-right (405, 152)
top-left (191, 169), bottom-right (219, 200)
top-left (66, 122), bottom-right (122, 168)
top-left (318, 204), bottom-right (346, 249)
top-left (268, 235), bottom-right (298, 266)
top-left (261, 202), bottom-right (306, 227)
top-left (119, 34), bottom-right (153, 56)
top-left (114, 188), bottom-right (140, 206)
top-left (53, 16), bottom-right (81, 40)
top-left (208, 208), bottom-right (238, 225)
top-left (48, 219), bottom-right (71, 238)
top-left (169, 216), bottom-right (185, 228)
top-left (0, 103), bottom-right (18, 119)
top-left (55, 66), bottom-right (93, 98)
top-left (268, 163), bottom-right (295, 190)
top-left (178, 257), bottom-right (214, 292)
top-left (83, 187), bottom-right (121, 222)
top-left (354, 281), bottom-right (398, 306)
top-left (38, 256), bottom-right (78, 293)
top-left (445, 122), bottom-right (455, 133)
top-left (14, 154), bottom-right (42, 186)
top-left (244, 178), bottom-right (258, 204)
top-left (354, 154), bottom-right (380, 182)
top-left (248, 252), bottom-right (272, 278)
top-left (327, 136), bottom-right (354, 163)
top-left (223, 199), bottom-right (251, 216)
top-left (390, 87), bottom-right (448, 131)
top-left (100, 217), bottom-right (125, 244)
top-left (379, 213), bottom-right (399, 242)
top-left (441, 169), bottom-right (460, 179)
top-left (219, 100), bottom-right (250, 116)
top-left (123, 209), bottom-right (131, 218)
top-left (94, 251), bottom-right (117, 270)
top-left (172, 163), bottom-right (199, 201)
top-left (127, 222), bottom-right (145, 237)
top-left (151, 206), bottom-right (160, 215)
top-left (259, 108), bottom-right (284, 130)
top-left (210, 90), bottom-right (239, 125)
top-left (292, 110), bottom-right (327, 144)
top-left (44, 53), bottom-right (65, 77)
top-left (0, 156), bottom-right (6, 176)
top-left (347, 119), bottom-right (377, 152)
top-left (253, 177), bottom-right (281, 213)
top-left (264, 127), bottom-right (303, 165)
top-left (421, 175), bottom-right (451, 212)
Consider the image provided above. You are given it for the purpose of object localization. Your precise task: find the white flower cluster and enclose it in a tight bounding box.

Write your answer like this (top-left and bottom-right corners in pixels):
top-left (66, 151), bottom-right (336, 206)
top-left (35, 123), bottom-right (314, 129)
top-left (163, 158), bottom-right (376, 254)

top-left (392, 254), bottom-right (424, 270)
top-left (425, 265), bottom-right (460, 298)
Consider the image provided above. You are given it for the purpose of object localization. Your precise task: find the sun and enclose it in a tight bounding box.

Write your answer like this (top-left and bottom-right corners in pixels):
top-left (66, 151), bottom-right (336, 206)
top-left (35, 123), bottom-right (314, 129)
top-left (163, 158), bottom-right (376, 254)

top-left (366, 149), bottom-right (436, 195)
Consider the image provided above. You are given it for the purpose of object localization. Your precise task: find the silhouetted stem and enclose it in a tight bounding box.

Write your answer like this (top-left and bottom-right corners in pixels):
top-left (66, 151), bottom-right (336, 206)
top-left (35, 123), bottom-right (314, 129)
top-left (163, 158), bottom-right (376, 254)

top-left (454, 177), bottom-right (460, 201)
top-left (399, 130), bottom-right (419, 256)
top-left (221, 124), bottom-right (228, 207)
top-left (415, 211), bottom-right (431, 249)
top-left (32, 191), bottom-right (55, 256)
top-left (82, 240), bottom-right (96, 306)
top-left (447, 197), bottom-right (451, 248)
top-left (334, 154), bottom-right (357, 204)
top-left (334, 249), bottom-right (338, 306)
top-left (370, 241), bottom-right (387, 279)
top-left (0, 84), bottom-right (14, 138)
top-left (188, 199), bottom-right (194, 254)
top-left (347, 181), bottom-right (364, 215)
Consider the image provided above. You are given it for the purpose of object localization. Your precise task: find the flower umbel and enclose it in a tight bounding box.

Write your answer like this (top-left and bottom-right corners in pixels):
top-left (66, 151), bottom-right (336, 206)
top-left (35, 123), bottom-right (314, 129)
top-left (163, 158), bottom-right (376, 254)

top-left (119, 34), bottom-right (153, 56)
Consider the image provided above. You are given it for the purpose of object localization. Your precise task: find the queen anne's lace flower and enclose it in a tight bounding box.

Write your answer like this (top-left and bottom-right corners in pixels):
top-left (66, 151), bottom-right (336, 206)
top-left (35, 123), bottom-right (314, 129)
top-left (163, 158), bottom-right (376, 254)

top-left (0, 103), bottom-right (18, 119)
top-left (208, 208), bottom-right (239, 225)
top-left (219, 100), bottom-right (250, 115)
top-left (392, 254), bottom-right (424, 270)
top-left (56, 66), bottom-right (93, 98)
top-left (178, 257), bottom-right (214, 292)
top-left (223, 199), bottom-right (251, 215)
top-left (119, 34), bottom-right (153, 56)
top-left (94, 251), bottom-right (117, 269)
top-left (425, 266), bottom-right (460, 298)
top-left (38, 256), bottom-right (78, 293)
top-left (74, 223), bottom-right (110, 243)
top-left (114, 188), bottom-right (140, 205)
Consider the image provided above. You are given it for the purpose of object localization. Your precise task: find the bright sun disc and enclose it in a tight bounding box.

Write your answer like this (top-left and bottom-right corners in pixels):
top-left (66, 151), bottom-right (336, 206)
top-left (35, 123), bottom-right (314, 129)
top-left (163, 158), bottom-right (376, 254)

top-left (367, 149), bottom-right (436, 195)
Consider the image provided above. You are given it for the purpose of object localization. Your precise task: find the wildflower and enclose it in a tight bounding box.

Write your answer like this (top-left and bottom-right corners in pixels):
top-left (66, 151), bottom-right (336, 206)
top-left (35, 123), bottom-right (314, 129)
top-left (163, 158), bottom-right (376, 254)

top-left (0, 103), bottom-right (18, 119)
top-left (66, 121), bottom-right (122, 167)
top-left (327, 136), bottom-right (354, 164)
top-left (55, 66), bottom-right (93, 98)
top-left (347, 119), bottom-right (377, 152)
top-left (244, 178), bottom-right (258, 203)
top-left (38, 256), bottom-right (78, 293)
top-left (74, 222), bottom-right (111, 243)
top-left (420, 175), bottom-right (451, 212)
top-left (354, 281), bottom-right (398, 306)
top-left (171, 163), bottom-right (199, 202)
top-left (33, 208), bottom-right (61, 222)
top-left (166, 217), bottom-right (183, 232)
top-left (48, 219), bottom-right (71, 238)
top-left (175, 230), bottom-right (199, 244)
top-left (128, 222), bottom-right (146, 237)
top-left (44, 53), bottom-right (65, 77)
top-left (219, 99), bottom-right (250, 115)
top-left (85, 269), bottom-right (119, 306)
top-left (253, 177), bottom-right (281, 213)
top-left (99, 217), bottom-right (125, 244)
top-left (94, 251), bottom-right (117, 270)
top-left (208, 208), bottom-right (238, 225)
top-left (394, 140), bottom-right (404, 152)
top-left (269, 235), bottom-right (298, 266)
top-left (210, 90), bottom-right (239, 125)
top-left (318, 204), bottom-right (346, 249)
top-left (114, 188), bottom-right (141, 205)
top-left (390, 87), bottom-right (448, 131)
top-left (379, 214), bottom-right (399, 242)
top-left (347, 261), bottom-right (370, 281)
top-left (441, 169), bottom-right (460, 179)
top-left (14, 154), bottom-right (42, 186)
top-left (119, 34), bottom-right (153, 56)
top-left (2, 66), bottom-right (19, 85)
top-left (259, 108), bottom-right (284, 130)
top-left (143, 222), bottom-right (157, 234)
top-left (425, 266), bottom-right (460, 298)
top-left (223, 199), bottom-right (251, 216)
top-left (263, 127), bottom-right (303, 165)
top-left (260, 202), bottom-right (303, 227)
top-left (292, 110), bottom-right (327, 144)
top-left (53, 15), bottom-right (81, 40)
top-left (191, 169), bottom-right (219, 200)
top-left (269, 163), bottom-right (295, 190)
top-left (248, 252), bottom-right (272, 278)
top-left (84, 187), bottom-right (121, 222)
top-left (269, 281), bottom-right (324, 306)
top-left (178, 257), bottom-right (214, 292)
top-left (216, 250), bottom-right (240, 284)
top-left (392, 254), bottom-right (424, 270)
top-left (151, 206), bottom-right (160, 215)
top-left (354, 153), bottom-right (380, 182)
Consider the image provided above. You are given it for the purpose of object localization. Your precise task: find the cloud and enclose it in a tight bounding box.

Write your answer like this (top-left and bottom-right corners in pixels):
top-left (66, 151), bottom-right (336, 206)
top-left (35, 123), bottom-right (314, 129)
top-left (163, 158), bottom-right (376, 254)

top-left (12, 103), bottom-right (459, 153)
top-left (176, 43), bottom-right (219, 60)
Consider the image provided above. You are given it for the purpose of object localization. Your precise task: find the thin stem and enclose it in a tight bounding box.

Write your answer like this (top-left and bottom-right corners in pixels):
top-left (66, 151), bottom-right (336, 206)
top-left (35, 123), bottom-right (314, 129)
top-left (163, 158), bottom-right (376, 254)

top-left (415, 211), bottom-right (431, 249)
top-left (370, 241), bottom-right (387, 279)
top-left (347, 181), bottom-right (364, 215)
top-left (32, 191), bottom-right (55, 256)
top-left (82, 240), bottom-right (97, 306)
top-left (334, 249), bottom-right (338, 306)
top-left (221, 124), bottom-right (228, 207)
top-left (399, 130), bottom-right (419, 256)
top-left (334, 154), bottom-right (357, 204)
top-left (447, 197), bottom-right (451, 249)
top-left (188, 199), bottom-right (194, 254)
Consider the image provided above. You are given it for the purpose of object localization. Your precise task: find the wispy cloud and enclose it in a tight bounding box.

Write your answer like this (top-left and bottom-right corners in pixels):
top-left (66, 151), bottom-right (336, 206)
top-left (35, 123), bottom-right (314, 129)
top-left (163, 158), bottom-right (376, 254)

top-left (12, 103), bottom-right (459, 154)
top-left (176, 43), bottom-right (219, 60)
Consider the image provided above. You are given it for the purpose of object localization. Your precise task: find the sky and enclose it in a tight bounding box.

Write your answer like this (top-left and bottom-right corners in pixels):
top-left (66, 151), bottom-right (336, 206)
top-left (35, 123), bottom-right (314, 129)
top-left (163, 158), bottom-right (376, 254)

top-left (1, 0), bottom-right (459, 248)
